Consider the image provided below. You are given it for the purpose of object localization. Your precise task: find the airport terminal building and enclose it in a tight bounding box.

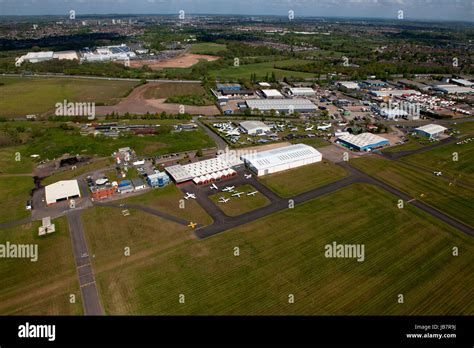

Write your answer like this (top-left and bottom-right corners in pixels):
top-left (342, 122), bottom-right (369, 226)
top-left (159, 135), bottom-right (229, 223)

top-left (241, 144), bottom-right (322, 176)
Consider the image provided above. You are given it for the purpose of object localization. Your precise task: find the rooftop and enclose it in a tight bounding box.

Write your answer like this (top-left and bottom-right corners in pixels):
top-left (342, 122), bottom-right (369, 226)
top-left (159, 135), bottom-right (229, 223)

top-left (338, 133), bottom-right (389, 148)
top-left (415, 124), bottom-right (448, 134)
top-left (241, 143), bottom-right (322, 170)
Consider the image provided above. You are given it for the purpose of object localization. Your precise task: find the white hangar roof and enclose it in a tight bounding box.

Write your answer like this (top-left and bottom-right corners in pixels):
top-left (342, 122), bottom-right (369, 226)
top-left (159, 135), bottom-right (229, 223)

top-left (45, 180), bottom-right (81, 205)
top-left (241, 144), bottom-right (322, 171)
top-left (338, 133), bottom-right (389, 148)
top-left (261, 89), bottom-right (283, 98)
top-left (415, 124), bottom-right (447, 135)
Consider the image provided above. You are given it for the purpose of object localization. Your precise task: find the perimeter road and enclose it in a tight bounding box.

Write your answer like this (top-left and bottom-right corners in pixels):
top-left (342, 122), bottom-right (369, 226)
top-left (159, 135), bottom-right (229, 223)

top-left (66, 210), bottom-right (104, 316)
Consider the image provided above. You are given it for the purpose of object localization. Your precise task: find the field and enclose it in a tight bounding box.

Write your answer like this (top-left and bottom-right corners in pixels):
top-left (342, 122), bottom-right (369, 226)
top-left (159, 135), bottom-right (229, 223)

top-left (209, 59), bottom-right (315, 80)
top-left (130, 53), bottom-right (219, 70)
top-left (258, 161), bottom-right (348, 198)
top-left (351, 156), bottom-right (474, 227)
top-left (95, 82), bottom-right (219, 116)
top-left (0, 217), bottom-right (82, 315)
top-left (0, 77), bottom-right (139, 118)
top-left (142, 83), bottom-right (207, 100)
top-left (0, 145), bottom-right (35, 174)
top-left (117, 184), bottom-right (213, 226)
top-left (188, 43), bottom-right (227, 55)
top-left (209, 184), bottom-right (270, 216)
top-left (401, 139), bottom-right (474, 185)
top-left (21, 123), bottom-right (215, 159)
top-left (0, 176), bottom-right (33, 224)
top-left (82, 183), bottom-right (474, 315)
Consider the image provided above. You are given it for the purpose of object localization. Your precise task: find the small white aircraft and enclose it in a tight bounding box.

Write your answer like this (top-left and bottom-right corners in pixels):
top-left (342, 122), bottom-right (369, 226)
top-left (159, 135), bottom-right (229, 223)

top-left (290, 127), bottom-right (298, 132)
top-left (226, 128), bottom-right (240, 136)
top-left (232, 192), bottom-right (244, 198)
top-left (210, 183), bottom-right (218, 190)
top-left (244, 174), bottom-right (252, 179)
top-left (184, 192), bottom-right (196, 200)
top-left (247, 191), bottom-right (258, 196)
top-left (317, 123), bottom-right (332, 131)
top-left (433, 171), bottom-right (443, 176)
top-left (222, 186), bottom-right (235, 192)
top-left (219, 197), bottom-right (230, 203)
top-left (305, 125), bottom-right (314, 131)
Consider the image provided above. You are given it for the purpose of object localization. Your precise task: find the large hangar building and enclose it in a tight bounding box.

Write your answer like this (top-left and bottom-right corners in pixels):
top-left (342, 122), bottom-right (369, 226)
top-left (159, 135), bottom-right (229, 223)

top-left (241, 143), bottom-right (322, 176)
top-left (45, 180), bottom-right (81, 205)
top-left (337, 133), bottom-right (389, 152)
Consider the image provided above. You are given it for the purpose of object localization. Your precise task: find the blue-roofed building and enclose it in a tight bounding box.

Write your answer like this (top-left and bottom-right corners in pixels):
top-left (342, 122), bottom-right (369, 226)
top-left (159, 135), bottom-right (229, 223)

top-left (216, 83), bottom-right (241, 92)
top-left (147, 172), bottom-right (170, 188)
top-left (337, 133), bottom-right (389, 152)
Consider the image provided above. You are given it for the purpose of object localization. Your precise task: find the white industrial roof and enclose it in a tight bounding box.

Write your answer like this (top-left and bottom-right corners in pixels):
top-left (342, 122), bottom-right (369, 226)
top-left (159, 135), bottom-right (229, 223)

top-left (45, 180), bottom-right (81, 205)
top-left (24, 51), bottom-right (54, 59)
top-left (240, 121), bottom-right (272, 132)
top-left (53, 51), bottom-right (79, 60)
top-left (289, 87), bottom-right (316, 95)
top-left (338, 81), bottom-right (360, 89)
top-left (450, 78), bottom-right (473, 87)
top-left (241, 144), bottom-right (321, 171)
top-left (261, 89), bottom-right (283, 98)
top-left (165, 156), bottom-right (240, 183)
top-left (415, 124), bottom-right (447, 135)
top-left (338, 133), bottom-right (389, 148)
top-left (246, 98), bottom-right (317, 111)
top-left (433, 85), bottom-right (474, 94)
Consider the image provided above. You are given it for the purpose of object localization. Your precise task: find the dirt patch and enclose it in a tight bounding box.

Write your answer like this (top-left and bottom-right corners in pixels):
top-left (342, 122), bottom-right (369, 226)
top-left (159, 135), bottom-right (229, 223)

top-left (95, 82), bottom-right (219, 116)
top-left (130, 53), bottom-right (220, 70)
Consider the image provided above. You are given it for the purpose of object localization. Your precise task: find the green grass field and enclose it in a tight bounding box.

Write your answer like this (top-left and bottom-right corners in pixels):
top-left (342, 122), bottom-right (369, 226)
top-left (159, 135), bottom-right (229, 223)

top-left (0, 176), bottom-right (33, 224)
top-left (351, 156), bottom-right (474, 227)
top-left (188, 43), bottom-right (227, 55)
top-left (401, 139), bottom-right (474, 185)
top-left (209, 59), bottom-right (315, 80)
top-left (142, 82), bottom-right (208, 100)
top-left (0, 218), bottom-right (82, 315)
top-left (22, 124), bottom-right (214, 159)
top-left (82, 183), bottom-right (474, 315)
top-left (258, 161), bottom-right (348, 198)
top-left (0, 145), bottom-right (35, 174)
top-left (0, 77), bottom-right (139, 117)
top-left (209, 184), bottom-right (270, 216)
top-left (117, 184), bottom-right (213, 226)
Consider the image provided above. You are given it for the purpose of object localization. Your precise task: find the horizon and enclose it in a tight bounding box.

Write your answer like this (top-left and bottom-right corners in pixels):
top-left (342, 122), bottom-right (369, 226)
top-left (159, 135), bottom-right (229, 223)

top-left (0, 0), bottom-right (473, 23)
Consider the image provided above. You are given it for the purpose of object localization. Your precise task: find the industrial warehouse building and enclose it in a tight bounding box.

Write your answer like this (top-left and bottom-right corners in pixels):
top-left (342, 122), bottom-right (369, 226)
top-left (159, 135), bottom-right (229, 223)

top-left (240, 121), bottom-right (272, 135)
top-left (261, 89), bottom-right (283, 98)
top-left (165, 156), bottom-right (240, 184)
top-left (414, 124), bottom-right (448, 139)
top-left (288, 87), bottom-right (316, 97)
top-left (241, 144), bottom-right (322, 176)
top-left (45, 180), bottom-right (81, 205)
top-left (337, 133), bottom-right (390, 152)
top-left (246, 99), bottom-right (317, 113)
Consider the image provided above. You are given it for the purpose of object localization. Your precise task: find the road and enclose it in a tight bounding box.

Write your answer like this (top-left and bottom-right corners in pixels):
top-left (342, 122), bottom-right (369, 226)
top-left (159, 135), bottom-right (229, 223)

top-left (2, 73), bottom-right (201, 83)
top-left (194, 118), bottom-right (228, 152)
top-left (66, 210), bottom-right (104, 316)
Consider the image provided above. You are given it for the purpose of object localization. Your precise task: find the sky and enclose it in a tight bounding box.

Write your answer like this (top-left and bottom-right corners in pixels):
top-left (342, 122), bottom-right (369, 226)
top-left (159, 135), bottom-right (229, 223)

top-left (0, 0), bottom-right (473, 22)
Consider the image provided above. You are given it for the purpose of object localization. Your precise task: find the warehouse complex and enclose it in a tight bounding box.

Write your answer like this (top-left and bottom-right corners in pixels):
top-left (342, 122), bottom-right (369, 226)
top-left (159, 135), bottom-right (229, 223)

top-left (241, 144), bottom-right (322, 176)
top-left (414, 124), bottom-right (448, 139)
top-left (45, 180), bottom-right (81, 205)
top-left (246, 99), bottom-right (317, 113)
top-left (337, 133), bottom-right (390, 152)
